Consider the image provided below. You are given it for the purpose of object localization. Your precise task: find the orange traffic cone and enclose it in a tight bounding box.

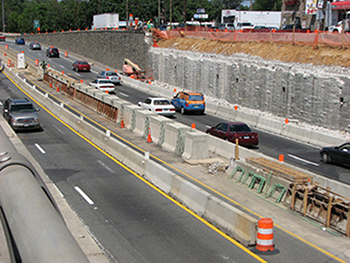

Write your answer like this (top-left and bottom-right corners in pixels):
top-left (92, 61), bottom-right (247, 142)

top-left (120, 114), bottom-right (125, 128)
top-left (56, 84), bottom-right (59, 92)
top-left (146, 127), bottom-right (152, 143)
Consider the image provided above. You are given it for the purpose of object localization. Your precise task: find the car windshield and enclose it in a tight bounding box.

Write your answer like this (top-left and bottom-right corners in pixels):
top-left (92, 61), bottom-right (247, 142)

top-left (230, 124), bottom-right (251, 132)
top-left (10, 104), bottom-right (35, 113)
top-left (189, 95), bottom-right (203, 101)
top-left (80, 61), bottom-right (88, 65)
top-left (100, 80), bottom-right (112, 84)
top-left (242, 23), bottom-right (252, 26)
top-left (154, 99), bottom-right (170, 105)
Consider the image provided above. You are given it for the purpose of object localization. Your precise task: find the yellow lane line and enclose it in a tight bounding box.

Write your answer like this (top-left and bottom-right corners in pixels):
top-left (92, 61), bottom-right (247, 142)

top-left (4, 70), bottom-right (346, 263)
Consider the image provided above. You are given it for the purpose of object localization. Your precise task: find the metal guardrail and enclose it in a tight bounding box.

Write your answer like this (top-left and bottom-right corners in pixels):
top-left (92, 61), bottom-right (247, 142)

top-left (0, 125), bottom-right (89, 263)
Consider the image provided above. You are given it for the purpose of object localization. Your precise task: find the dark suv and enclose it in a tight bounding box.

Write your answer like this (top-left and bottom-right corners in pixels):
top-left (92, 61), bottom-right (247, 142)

top-left (46, 47), bottom-right (59, 57)
top-left (3, 98), bottom-right (41, 131)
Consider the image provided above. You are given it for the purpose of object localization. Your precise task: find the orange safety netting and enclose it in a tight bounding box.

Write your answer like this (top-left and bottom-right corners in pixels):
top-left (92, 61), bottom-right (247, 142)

top-left (153, 27), bottom-right (350, 48)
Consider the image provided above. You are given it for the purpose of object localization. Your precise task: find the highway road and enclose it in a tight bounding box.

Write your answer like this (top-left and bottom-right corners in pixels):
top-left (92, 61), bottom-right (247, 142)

top-left (4, 40), bottom-right (348, 185)
top-left (0, 40), bottom-right (344, 262)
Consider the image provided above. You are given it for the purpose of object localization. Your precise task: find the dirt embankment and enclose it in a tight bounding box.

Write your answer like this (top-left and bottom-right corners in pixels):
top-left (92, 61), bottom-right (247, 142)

top-left (157, 38), bottom-right (350, 68)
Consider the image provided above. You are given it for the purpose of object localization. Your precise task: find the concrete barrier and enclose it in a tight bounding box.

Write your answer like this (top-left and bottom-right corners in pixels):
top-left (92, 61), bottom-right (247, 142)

top-left (170, 175), bottom-right (210, 217)
top-left (182, 130), bottom-right (209, 160)
top-left (235, 111), bottom-right (259, 127)
top-left (256, 116), bottom-right (284, 135)
top-left (204, 195), bottom-right (257, 246)
top-left (149, 115), bottom-right (174, 146)
top-left (144, 159), bottom-right (174, 194)
top-left (123, 104), bottom-right (140, 131)
top-left (162, 122), bottom-right (190, 153)
top-left (134, 110), bottom-right (156, 138)
top-left (281, 124), bottom-right (312, 143)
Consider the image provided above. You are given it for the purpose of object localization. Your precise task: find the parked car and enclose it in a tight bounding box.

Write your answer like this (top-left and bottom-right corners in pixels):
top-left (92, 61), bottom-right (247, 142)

top-left (282, 24), bottom-right (302, 30)
top-left (138, 97), bottom-right (176, 117)
top-left (97, 71), bottom-right (121, 85)
top-left (218, 23), bottom-right (235, 31)
top-left (236, 22), bottom-right (254, 30)
top-left (72, 60), bottom-right (91, 72)
top-left (29, 42), bottom-right (41, 50)
top-left (46, 47), bottom-right (59, 57)
top-left (206, 122), bottom-right (259, 147)
top-left (320, 142), bottom-right (350, 167)
top-left (89, 79), bottom-right (115, 93)
top-left (15, 37), bottom-right (25, 45)
top-left (0, 33), bottom-right (6, 41)
top-left (328, 21), bottom-right (343, 33)
top-left (3, 98), bottom-right (41, 131)
top-left (171, 91), bottom-right (205, 115)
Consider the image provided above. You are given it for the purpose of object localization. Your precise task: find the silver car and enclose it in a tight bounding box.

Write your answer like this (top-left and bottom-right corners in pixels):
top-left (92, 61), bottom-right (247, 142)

top-left (97, 71), bottom-right (122, 85)
top-left (3, 98), bottom-right (41, 131)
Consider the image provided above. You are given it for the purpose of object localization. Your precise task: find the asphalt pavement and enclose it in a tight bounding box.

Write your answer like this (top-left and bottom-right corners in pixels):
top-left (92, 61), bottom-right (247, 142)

top-left (0, 51), bottom-right (350, 262)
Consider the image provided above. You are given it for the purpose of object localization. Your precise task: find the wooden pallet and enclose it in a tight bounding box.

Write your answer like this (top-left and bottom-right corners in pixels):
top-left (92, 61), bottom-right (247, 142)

top-left (246, 157), bottom-right (313, 184)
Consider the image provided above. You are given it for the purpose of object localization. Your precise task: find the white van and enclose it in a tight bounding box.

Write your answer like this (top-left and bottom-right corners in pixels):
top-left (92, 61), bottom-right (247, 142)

top-left (236, 21), bottom-right (254, 30)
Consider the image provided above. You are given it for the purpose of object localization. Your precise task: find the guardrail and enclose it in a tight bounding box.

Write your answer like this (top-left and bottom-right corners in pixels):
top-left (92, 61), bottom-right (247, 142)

top-left (0, 124), bottom-right (89, 262)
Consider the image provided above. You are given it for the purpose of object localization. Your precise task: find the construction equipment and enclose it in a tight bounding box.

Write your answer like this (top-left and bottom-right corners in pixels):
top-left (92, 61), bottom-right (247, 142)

top-left (122, 58), bottom-right (153, 82)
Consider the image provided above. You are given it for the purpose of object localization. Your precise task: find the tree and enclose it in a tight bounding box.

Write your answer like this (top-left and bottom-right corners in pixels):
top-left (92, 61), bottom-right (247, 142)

top-left (252, 0), bottom-right (282, 11)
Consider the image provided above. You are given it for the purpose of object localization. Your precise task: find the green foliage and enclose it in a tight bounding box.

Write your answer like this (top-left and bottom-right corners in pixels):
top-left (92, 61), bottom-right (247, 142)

top-left (0, 0), bottom-right (245, 33)
top-left (252, 0), bottom-right (282, 11)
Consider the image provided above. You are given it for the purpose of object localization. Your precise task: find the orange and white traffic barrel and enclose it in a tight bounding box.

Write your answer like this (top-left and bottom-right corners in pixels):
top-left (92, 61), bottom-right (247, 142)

top-left (256, 218), bottom-right (274, 251)
top-left (7, 60), bottom-right (11, 67)
top-left (35, 59), bottom-right (39, 66)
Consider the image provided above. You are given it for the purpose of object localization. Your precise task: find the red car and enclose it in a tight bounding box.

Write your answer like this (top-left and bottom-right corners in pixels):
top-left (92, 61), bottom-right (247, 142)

top-left (206, 122), bottom-right (259, 147)
top-left (72, 60), bottom-right (91, 72)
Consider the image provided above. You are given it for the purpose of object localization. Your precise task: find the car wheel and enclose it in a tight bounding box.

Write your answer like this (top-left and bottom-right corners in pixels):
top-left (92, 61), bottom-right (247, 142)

top-left (321, 152), bottom-right (330, 163)
top-left (180, 107), bottom-right (185, 115)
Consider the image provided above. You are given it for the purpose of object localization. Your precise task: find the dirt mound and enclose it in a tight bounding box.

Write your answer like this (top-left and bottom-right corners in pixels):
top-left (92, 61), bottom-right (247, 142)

top-left (157, 38), bottom-right (350, 68)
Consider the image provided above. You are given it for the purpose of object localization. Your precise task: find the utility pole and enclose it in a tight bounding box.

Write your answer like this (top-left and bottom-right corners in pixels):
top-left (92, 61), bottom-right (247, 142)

top-left (170, 0), bottom-right (172, 24)
top-left (183, 0), bottom-right (186, 23)
top-left (2, 0), bottom-right (5, 32)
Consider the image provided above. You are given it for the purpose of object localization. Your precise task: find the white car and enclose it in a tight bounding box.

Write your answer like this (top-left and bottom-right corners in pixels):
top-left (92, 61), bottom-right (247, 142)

top-left (138, 97), bottom-right (176, 117)
top-left (329, 21), bottom-right (343, 33)
top-left (236, 21), bottom-right (254, 30)
top-left (89, 79), bottom-right (115, 93)
top-left (97, 71), bottom-right (122, 85)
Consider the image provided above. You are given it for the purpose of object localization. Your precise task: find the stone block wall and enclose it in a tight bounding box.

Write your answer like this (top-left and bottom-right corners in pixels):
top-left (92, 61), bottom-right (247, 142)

top-left (21, 30), bottom-right (150, 70)
top-left (150, 48), bottom-right (350, 131)
top-left (17, 31), bottom-right (350, 131)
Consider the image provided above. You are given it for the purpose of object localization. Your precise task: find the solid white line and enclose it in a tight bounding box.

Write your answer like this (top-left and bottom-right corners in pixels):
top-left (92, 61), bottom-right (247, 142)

top-left (287, 154), bottom-right (319, 166)
top-left (119, 92), bottom-right (129, 97)
top-left (34, 143), bottom-right (46, 154)
top-left (91, 69), bottom-right (98, 74)
top-left (74, 72), bottom-right (81, 77)
top-left (60, 65), bottom-right (64, 68)
top-left (74, 186), bottom-right (94, 205)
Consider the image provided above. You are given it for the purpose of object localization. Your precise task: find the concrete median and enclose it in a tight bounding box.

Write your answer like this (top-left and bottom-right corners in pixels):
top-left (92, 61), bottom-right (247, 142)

top-left (204, 195), bottom-right (257, 246)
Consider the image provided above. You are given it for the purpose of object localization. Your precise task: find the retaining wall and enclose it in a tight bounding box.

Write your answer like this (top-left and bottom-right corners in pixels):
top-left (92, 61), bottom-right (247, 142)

top-left (16, 31), bottom-right (350, 132)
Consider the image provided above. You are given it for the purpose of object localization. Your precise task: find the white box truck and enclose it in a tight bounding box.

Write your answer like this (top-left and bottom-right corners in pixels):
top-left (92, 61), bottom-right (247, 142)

top-left (92, 13), bottom-right (119, 29)
top-left (221, 10), bottom-right (282, 29)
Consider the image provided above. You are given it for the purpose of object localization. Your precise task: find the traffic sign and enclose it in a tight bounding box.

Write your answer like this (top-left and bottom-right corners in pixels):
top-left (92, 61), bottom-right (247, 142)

top-left (34, 20), bottom-right (40, 29)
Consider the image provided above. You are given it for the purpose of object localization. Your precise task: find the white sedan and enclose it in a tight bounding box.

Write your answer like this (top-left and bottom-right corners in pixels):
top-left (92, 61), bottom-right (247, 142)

top-left (138, 97), bottom-right (176, 117)
top-left (89, 79), bottom-right (115, 93)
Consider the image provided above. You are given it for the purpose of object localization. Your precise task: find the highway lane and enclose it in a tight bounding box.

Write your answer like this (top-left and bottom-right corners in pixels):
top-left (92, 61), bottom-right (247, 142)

top-left (0, 69), bottom-right (266, 262)
top-left (3, 40), bottom-right (350, 185)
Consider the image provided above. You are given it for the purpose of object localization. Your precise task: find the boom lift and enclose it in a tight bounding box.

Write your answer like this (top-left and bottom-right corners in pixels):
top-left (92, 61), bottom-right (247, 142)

top-left (122, 58), bottom-right (153, 82)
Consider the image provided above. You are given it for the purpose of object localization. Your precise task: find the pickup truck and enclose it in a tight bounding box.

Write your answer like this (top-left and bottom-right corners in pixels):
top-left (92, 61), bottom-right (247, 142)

top-left (0, 34), bottom-right (5, 41)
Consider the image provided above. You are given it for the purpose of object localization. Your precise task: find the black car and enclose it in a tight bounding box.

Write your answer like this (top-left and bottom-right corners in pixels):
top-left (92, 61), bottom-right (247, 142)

top-left (320, 142), bottom-right (350, 167)
top-left (46, 47), bottom-right (59, 57)
top-left (29, 42), bottom-right (41, 50)
top-left (15, 37), bottom-right (25, 45)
